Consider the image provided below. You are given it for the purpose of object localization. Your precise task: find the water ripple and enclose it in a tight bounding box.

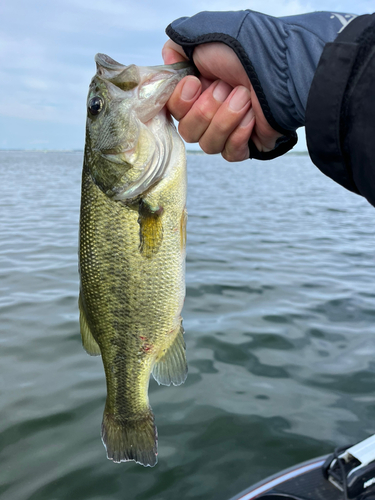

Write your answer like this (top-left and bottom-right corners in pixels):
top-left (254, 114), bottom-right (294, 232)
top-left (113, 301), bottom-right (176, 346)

top-left (0, 151), bottom-right (374, 500)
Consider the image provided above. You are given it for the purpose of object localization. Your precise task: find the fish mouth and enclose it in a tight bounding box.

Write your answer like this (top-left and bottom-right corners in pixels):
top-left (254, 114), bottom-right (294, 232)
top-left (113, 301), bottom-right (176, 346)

top-left (95, 53), bottom-right (194, 78)
top-left (95, 54), bottom-right (194, 92)
top-left (137, 62), bottom-right (194, 111)
top-left (92, 55), bottom-right (193, 202)
top-left (149, 61), bottom-right (195, 77)
top-left (95, 54), bottom-right (194, 124)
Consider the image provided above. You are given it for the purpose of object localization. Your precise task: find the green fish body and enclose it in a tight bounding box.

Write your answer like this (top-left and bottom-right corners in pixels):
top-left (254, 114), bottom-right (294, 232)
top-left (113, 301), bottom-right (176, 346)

top-left (79, 54), bottom-right (191, 467)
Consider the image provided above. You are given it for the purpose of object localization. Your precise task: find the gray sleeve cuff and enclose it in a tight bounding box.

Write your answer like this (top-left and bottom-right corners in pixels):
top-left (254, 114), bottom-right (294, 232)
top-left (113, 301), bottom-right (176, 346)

top-left (166, 10), bottom-right (356, 133)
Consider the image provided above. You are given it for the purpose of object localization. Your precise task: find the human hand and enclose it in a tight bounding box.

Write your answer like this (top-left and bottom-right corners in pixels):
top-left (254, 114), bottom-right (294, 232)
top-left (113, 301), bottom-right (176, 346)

top-left (162, 40), bottom-right (283, 162)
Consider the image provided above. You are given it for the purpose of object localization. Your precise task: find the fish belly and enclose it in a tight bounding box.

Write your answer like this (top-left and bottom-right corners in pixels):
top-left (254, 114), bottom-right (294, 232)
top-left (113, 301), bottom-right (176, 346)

top-left (79, 155), bottom-right (187, 466)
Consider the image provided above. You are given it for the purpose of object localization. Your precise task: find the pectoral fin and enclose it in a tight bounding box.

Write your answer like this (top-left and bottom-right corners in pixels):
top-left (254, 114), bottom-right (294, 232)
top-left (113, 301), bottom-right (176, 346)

top-left (152, 323), bottom-right (187, 386)
top-left (79, 293), bottom-right (101, 356)
top-left (138, 200), bottom-right (163, 258)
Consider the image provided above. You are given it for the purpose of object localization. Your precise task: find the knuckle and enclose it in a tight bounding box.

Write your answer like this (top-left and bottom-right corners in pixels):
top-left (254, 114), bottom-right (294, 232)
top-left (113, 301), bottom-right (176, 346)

top-left (213, 119), bottom-right (231, 135)
top-left (178, 93), bottom-right (223, 142)
top-left (178, 121), bottom-right (201, 143)
top-left (222, 127), bottom-right (251, 161)
top-left (228, 134), bottom-right (248, 150)
top-left (199, 139), bottom-right (221, 155)
top-left (222, 143), bottom-right (249, 163)
top-left (194, 102), bottom-right (215, 124)
top-left (222, 150), bottom-right (238, 162)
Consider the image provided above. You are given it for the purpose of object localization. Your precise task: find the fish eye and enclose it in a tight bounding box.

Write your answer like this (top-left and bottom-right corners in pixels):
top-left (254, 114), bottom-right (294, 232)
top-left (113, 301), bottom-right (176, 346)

top-left (88, 96), bottom-right (103, 116)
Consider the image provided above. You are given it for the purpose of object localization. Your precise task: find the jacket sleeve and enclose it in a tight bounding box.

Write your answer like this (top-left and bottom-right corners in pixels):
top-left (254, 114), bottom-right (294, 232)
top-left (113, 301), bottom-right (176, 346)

top-left (305, 14), bottom-right (375, 208)
top-left (166, 10), bottom-right (356, 160)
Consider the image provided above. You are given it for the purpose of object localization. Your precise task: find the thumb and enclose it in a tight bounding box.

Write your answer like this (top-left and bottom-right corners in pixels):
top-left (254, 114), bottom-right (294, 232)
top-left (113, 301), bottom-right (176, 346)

top-left (162, 40), bottom-right (189, 64)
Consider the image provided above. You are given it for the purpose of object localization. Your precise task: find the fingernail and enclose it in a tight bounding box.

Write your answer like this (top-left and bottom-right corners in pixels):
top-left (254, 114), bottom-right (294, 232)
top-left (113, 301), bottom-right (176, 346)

top-left (181, 77), bottom-right (201, 101)
top-left (229, 86), bottom-right (251, 112)
top-left (213, 80), bottom-right (231, 103)
top-left (240, 108), bottom-right (255, 127)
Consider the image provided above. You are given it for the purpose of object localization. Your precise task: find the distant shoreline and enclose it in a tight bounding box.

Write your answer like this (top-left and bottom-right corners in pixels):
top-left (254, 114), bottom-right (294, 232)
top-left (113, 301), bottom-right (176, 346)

top-left (0, 149), bottom-right (309, 156)
top-left (0, 149), bottom-right (84, 153)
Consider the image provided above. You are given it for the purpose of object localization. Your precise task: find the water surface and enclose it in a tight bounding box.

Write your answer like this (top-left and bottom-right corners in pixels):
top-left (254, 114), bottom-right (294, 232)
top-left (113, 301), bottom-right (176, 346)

top-left (0, 151), bottom-right (374, 500)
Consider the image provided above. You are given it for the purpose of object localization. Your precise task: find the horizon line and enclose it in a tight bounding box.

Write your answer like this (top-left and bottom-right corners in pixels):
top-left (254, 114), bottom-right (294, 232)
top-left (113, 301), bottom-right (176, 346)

top-left (0, 148), bottom-right (309, 155)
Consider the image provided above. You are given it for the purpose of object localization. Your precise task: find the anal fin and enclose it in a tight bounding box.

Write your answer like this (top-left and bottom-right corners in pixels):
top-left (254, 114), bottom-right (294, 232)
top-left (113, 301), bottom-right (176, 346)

top-left (79, 293), bottom-right (101, 356)
top-left (152, 323), bottom-right (187, 386)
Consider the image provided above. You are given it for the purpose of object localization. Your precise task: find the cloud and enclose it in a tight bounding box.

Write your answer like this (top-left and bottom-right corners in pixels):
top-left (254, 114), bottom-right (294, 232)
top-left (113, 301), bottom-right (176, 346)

top-left (188, 0), bottom-right (314, 16)
top-left (63, 0), bottom-right (169, 31)
top-left (1, 0), bottom-right (373, 148)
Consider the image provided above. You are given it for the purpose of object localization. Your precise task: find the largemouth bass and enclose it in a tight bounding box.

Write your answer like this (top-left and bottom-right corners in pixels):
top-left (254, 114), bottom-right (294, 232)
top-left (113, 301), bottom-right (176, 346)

top-left (79, 53), bottom-right (192, 467)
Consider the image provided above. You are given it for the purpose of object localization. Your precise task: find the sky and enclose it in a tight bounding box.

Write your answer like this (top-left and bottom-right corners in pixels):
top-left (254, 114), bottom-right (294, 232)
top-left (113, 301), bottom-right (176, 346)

top-left (1, 0), bottom-right (373, 151)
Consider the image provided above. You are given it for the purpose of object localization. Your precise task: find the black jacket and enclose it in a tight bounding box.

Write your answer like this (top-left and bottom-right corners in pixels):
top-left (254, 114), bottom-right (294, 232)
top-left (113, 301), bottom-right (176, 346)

top-left (166, 11), bottom-right (375, 207)
top-left (306, 14), bottom-right (375, 208)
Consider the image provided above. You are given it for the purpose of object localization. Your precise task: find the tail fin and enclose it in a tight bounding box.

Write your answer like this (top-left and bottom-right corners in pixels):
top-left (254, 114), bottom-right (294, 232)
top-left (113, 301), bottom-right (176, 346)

top-left (101, 409), bottom-right (158, 467)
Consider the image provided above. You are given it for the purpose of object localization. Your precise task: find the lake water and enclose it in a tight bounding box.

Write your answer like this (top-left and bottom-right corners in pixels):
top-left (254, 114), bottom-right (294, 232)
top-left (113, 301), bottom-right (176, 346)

top-left (0, 150), bottom-right (374, 500)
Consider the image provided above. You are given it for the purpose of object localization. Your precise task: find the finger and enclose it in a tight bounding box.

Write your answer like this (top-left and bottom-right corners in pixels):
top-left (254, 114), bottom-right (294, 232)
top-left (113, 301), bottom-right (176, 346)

top-left (162, 40), bottom-right (214, 91)
top-left (178, 80), bottom-right (233, 143)
top-left (247, 95), bottom-right (283, 152)
top-left (191, 42), bottom-right (283, 154)
top-left (166, 76), bottom-right (202, 121)
top-left (199, 76), bottom-right (216, 93)
top-left (162, 40), bottom-right (217, 94)
top-left (193, 43), bottom-right (251, 89)
top-left (251, 122), bottom-right (284, 153)
top-left (222, 108), bottom-right (255, 162)
top-left (162, 40), bottom-right (188, 64)
top-left (198, 86), bottom-right (251, 154)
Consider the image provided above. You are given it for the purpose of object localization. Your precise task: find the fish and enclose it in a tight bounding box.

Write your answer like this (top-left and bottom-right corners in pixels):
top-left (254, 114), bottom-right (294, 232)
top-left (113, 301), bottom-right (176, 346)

top-left (78, 53), bottom-right (193, 467)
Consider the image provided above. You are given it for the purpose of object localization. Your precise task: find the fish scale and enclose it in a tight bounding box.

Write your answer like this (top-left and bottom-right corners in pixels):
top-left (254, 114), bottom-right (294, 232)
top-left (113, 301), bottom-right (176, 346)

top-left (79, 54), bottom-right (192, 466)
